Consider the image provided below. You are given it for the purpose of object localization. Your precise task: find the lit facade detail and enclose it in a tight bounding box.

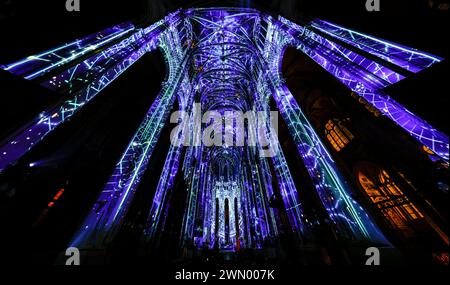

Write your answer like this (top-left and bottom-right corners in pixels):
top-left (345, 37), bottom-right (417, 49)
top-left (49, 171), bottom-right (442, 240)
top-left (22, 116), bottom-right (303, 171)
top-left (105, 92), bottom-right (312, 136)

top-left (1, 8), bottom-right (447, 252)
top-left (325, 119), bottom-right (354, 152)
top-left (358, 168), bottom-right (425, 237)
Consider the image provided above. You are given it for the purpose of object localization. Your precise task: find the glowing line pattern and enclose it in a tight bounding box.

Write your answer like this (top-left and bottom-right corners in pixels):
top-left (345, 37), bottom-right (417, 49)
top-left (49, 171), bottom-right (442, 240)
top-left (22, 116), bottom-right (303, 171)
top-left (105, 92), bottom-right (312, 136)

top-left (1, 7), bottom-right (445, 251)
top-left (278, 16), bottom-right (448, 161)
top-left (0, 21), bottom-right (164, 171)
top-left (256, 17), bottom-right (386, 242)
top-left (71, 19), bottom-right (190, 248)
top-left (2, 22), bottom-right (135, 80)
top-left (310, 19), bottom-right (443, 74)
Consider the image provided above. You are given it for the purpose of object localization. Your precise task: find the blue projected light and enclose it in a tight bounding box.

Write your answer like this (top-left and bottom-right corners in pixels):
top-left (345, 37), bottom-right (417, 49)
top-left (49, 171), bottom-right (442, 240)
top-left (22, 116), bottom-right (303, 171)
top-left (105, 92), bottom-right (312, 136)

top-left (0, 8), bottom-right (446, 252)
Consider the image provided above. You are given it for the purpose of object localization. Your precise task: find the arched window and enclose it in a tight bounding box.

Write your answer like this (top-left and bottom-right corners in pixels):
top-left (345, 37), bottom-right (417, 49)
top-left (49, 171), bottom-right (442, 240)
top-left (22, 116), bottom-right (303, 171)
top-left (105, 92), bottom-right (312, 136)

top-left (325, 119), bottom-right (354, 152)
top-left (378, 170), bottom-right (424, 221)
top-left (234, 197), bottom-right (240, 250)
top-left (358, 167), bottom-right (424, 236)
top-left (215, 198), bottom-right (219, 245)
top-left (224, 198), bottom-right (230, 244)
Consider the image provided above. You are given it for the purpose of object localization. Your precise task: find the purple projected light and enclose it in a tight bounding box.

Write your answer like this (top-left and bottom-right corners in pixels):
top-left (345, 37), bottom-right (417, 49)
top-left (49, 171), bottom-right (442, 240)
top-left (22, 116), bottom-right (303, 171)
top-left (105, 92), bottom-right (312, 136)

top-left (2, 22), bottom-right (136, 80)
top-left (0, 7), bottom-right (444, 253)
top-left (70, 18), bottom-right (189, 247)
top-left (0, 21), bottom-right (165, 171)
top-left (278, 16), bottom-right (448, 161)
top-left (310, 19), bottom-right (443, 74)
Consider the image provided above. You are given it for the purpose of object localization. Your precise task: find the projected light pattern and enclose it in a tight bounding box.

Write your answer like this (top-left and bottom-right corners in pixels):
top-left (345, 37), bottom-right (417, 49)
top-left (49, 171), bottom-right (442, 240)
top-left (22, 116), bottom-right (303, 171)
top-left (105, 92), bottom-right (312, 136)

top-left (178, 9), bottom-right (280, 250)
top-left (256, 18), bottom-right (385, 241)
top-left (1, 8), bottom-right (446, 253)
top-left (71, 21), bottom-right (190, 247)
top-left (310, 19), bottom-right (443, 74)
top-left (269, 128), bottom-right (308, 239)
top-left (274, 83), bottom-right (385, 241)
top-left (278, 16), bottom-right (448, 161)
top-left (214, 177), bottom-right (241, 248)
top-left (2, 22), bottom-right (136, 80)
top-left (0, 20), bottom-right (164, 171)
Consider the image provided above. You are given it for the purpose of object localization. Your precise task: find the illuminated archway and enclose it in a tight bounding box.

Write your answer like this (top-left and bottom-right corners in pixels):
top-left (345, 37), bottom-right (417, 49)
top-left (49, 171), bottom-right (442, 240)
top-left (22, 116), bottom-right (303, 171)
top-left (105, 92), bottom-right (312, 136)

top-left (355, 161), bottom-right (424, 238)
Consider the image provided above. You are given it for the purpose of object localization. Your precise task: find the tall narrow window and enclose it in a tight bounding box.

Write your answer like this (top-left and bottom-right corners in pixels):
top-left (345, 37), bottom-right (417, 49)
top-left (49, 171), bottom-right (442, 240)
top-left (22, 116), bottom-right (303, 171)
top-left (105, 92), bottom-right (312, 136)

top-left (224, 198), bottom-right (230, 244)
top-left (358, 168), bottom-right (424, 236)
top-left (215, 198), bottom-right (219, 246)
top-left (325, 119), bottom-right (354, 152)
top-left (234, 197), bottom-right (240, 250)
